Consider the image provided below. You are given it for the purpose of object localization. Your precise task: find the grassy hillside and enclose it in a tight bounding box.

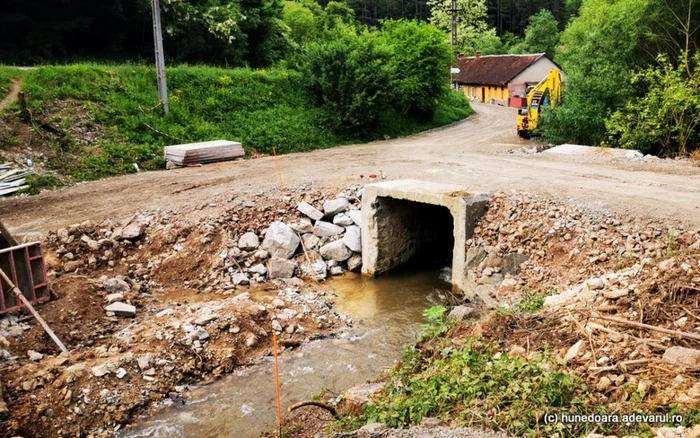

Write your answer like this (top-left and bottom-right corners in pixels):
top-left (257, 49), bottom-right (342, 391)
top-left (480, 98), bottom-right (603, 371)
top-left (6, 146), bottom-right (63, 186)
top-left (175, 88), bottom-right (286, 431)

top-left (0, 64), bottom-right (472, 185)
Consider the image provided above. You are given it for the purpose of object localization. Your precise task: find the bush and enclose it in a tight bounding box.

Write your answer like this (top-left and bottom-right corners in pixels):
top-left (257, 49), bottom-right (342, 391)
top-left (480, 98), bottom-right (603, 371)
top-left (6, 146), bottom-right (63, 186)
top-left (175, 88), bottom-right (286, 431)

top-left (380, 20), bottom-right (453, 116)
top-left (605, 53), bottom-right (700, 156)
top-left (304, 25), bottom-right (392, 137)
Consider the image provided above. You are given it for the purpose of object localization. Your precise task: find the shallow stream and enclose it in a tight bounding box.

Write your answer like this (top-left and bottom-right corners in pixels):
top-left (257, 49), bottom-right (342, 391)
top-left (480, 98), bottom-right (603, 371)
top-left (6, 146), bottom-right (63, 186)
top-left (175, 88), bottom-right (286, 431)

top-left (121, 269), bottom-right (451, 438)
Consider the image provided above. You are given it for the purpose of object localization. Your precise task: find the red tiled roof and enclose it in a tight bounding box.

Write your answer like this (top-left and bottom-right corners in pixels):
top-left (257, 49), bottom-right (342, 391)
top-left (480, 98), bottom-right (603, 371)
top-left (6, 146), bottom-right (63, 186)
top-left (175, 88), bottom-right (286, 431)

top-left (457, 53), bottom-right (546, 86)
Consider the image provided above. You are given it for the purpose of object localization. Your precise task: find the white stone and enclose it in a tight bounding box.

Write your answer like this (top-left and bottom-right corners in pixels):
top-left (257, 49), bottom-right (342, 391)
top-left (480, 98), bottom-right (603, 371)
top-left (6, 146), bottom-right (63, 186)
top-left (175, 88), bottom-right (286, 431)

top-left (91, 364), bottom-right (110, 377)
top-left (116, 368), bottom-right (127, 379)
top-left (105, 302), bottom-right (136, 317)
top-left (156, 308), bottom-right (174, 318)
top-left (297, 201), bottom-right (324, 221)
top-left (104, 278), bottom-right (130, 294)
top-left (663, 347), bottom-right (700, 368)
top-left (290, 219), bottom-right (313, 234)
top-left (233, 273), bottom-right (250, 285)
top-left (238, 232), bottom-right (260, 250)
top-left (342, 226), bottom-right (362, 253)
top-left (301, 233), bottom-right (320, 249)
top-left (27, 350), bottom-right (44, 361)
top-left (105, 293), bottom-right (124, 303)
top-left (313, 221), bottom-right (344, 237)
top-left (194, 314), bottom-right (218, 326)
top-left (271, 320), bottom-right (283, 332)
top-left (586, 277), bottom-right (605, 290)
top-left (565, 340), bottom-right (585, 361)
top-left (137, 354), bottom-right (152, 370)
top-left (348, 210), bottom-right (362, 226)
top-left (323, 198), bottom-right (349, 218)
top-left (261, 222), bottom-right (300, 259)
top-left (347, 254), bottom-right (362, 272)
top-left (330, 266), bottom-right (344, 276)
top-left (268, 257), bottom-right (296, 279)
top-left (249, 264), bottom-right (267, 275)
top-left (320, 240), bottom-right (353, 261)
top-left (333, 213), bottom-right (354, 227)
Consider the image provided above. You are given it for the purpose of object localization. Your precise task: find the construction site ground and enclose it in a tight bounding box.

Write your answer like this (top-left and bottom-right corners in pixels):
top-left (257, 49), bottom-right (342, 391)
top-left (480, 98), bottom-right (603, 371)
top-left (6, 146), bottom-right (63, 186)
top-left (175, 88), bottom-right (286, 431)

top-left (1, 103), bottom-right (700, 438)
top-left (2, 102), bottom-right (700, 238)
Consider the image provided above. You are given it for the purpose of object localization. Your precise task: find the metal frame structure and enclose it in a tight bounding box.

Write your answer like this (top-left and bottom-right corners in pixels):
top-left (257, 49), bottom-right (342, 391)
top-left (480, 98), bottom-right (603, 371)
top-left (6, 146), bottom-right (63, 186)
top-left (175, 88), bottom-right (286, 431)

top-left (0, 242), bottom-right (49, 314)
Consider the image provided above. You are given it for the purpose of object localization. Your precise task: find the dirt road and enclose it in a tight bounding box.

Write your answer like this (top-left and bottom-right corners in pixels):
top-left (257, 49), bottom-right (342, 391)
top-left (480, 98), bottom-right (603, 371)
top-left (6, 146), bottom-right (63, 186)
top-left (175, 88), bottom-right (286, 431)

top-left (2, 102), bottom-right (700, 236)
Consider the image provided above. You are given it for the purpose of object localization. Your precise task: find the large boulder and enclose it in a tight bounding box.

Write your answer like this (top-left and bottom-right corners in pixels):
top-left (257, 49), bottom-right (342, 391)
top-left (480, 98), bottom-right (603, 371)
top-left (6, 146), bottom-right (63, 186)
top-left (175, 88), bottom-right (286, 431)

top-left (323, 198), bottom-right (349, 218)
top-left (319, 240), bottom-right (352, 262)
top-left (261, 222), bottom-right (300, 259)
top-left (268, 257), bottom-right (297, 279)
top-left (238, 232), bottom-right (260, 250)
top-left (313, 221), bottom-right (344, 237)
top-left (342, 225), bottom-right (362, 253)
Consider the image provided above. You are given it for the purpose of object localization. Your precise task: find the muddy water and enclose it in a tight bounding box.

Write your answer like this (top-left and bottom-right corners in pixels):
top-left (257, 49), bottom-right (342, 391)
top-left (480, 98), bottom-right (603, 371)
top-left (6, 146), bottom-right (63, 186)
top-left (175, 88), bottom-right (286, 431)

top-left (121, 269), bottom-right (451, 438)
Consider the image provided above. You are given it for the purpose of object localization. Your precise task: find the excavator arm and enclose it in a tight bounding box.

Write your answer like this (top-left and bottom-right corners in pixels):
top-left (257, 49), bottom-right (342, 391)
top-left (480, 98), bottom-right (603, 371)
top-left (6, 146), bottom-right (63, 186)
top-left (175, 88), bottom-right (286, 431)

top-left (516, 68), bottom-right (562, 138)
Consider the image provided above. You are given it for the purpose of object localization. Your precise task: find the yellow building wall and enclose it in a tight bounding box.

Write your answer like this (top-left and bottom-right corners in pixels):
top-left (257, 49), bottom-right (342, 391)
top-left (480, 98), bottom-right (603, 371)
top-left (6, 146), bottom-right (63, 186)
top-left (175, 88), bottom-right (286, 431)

top-left (462, 84), bottom-right (509, 103)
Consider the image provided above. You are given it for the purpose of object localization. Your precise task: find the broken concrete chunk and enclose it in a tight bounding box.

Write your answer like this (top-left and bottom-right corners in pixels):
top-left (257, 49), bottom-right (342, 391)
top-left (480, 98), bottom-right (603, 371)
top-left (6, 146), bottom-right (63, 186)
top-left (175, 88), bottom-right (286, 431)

top-left (313, 221), bottom-right (344, 237)
top-left (105, 302), bottom-right (136, 318)
top-left (261, 222), bottom-right (300, 259)
top-left (323, 197), bottom-right (349, 218)
top-left (342, 225), bottom-right (362, 253)
top-left (268, 257), bottom-right (296, 279)
top-left (238, 232), bottom-right (260, 250)
top-left (663, 346), bottom-right (700, 368)
top-left (297, 201), bottom-right (324, 221)
top-left (104, 278), bottom-right (130, 294)
top-left (319, 240), bottom-right (353, 262)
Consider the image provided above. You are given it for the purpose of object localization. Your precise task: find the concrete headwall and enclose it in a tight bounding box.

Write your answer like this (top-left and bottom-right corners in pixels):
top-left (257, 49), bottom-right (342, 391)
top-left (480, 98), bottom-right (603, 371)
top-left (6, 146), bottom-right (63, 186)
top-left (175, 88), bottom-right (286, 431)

top-left (360, 180), bottom-right (488, 293)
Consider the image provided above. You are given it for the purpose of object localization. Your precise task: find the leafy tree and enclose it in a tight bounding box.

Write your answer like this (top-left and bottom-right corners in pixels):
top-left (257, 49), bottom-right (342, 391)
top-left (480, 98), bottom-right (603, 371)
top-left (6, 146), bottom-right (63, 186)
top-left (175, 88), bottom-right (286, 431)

top-left (380, 20), bottom-right (453, 116)
top-left (606, 52), bottom-right (700, 156)
top-left (428, 0), bottom-right (498, 55)
top-left (282, 0), bottom-right (322, 46)
top-left (539, 0), bottom-right (655, 145)
top-left (324, 1), bottom-right (357, 28)
top-left (304, 25), bottom-right (392, 136)
top-left (521, 9), bottom-right (559, 57)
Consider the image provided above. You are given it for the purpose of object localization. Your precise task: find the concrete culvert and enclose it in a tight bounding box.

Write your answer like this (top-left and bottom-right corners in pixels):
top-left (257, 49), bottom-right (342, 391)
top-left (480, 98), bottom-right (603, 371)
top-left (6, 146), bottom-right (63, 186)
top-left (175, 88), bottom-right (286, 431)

top-left (360, 180), bottom-right (488, 292)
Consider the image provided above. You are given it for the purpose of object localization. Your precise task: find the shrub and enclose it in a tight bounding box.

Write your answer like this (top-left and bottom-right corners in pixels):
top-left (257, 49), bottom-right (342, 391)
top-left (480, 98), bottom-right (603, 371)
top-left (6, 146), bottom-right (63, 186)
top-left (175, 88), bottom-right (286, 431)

top-left (304, 25), bottom-right (392, 137)
top-left (380, 20), bottom-right (452, 116)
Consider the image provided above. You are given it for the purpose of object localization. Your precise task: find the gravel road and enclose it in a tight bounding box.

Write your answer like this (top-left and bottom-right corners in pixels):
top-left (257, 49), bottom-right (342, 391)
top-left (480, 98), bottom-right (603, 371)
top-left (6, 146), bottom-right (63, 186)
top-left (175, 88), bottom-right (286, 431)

top-left (2, 102), bottom-right (700, 236)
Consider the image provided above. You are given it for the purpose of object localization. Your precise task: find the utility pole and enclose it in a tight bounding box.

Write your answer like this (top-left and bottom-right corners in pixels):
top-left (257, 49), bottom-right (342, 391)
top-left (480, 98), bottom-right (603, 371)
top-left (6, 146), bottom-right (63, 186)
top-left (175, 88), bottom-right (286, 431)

top-left (151, 0), bottom-right (169, 116)
top-left (450, 0), bottom-right (458, 89)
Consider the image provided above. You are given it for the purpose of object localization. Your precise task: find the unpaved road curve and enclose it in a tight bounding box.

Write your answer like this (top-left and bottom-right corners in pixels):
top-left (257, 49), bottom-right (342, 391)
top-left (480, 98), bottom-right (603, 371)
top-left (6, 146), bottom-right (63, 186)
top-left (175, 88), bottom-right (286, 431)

top-left (2, 103), bottom-right (700, 236)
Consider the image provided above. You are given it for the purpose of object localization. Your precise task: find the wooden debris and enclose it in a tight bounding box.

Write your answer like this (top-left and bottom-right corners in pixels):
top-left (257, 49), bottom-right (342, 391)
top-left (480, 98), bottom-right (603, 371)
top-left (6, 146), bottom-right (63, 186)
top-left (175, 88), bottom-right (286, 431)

top-left (164, 140), bottom-right (244, 166)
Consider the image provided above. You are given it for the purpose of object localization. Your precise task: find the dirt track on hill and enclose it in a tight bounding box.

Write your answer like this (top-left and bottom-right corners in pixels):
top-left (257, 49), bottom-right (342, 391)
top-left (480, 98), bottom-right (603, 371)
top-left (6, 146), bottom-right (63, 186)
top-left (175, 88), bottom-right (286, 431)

top-left (2, 102), bottom-right (700, 236)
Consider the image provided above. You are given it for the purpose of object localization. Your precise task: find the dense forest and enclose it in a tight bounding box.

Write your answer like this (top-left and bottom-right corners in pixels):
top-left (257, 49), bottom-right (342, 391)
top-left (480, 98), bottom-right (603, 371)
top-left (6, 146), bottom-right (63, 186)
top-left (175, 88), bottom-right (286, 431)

top-left (0, 0), bottom-right (698, 156)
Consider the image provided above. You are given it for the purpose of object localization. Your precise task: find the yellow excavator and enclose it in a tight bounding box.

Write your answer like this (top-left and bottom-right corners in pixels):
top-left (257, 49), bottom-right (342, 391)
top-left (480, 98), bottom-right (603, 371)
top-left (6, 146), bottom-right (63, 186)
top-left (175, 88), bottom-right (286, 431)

top-left (516, 68), bottom-right (562, 138)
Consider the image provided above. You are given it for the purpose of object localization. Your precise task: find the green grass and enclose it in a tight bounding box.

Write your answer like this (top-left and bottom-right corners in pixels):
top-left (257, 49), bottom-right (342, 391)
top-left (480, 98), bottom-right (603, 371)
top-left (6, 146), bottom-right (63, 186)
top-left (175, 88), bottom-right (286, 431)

top-left (0, 64), bottom-right (473, 183)
top-left (337, 310), bottom-right (700, 437)
top-left (0, 67), bottom-right (24, 95)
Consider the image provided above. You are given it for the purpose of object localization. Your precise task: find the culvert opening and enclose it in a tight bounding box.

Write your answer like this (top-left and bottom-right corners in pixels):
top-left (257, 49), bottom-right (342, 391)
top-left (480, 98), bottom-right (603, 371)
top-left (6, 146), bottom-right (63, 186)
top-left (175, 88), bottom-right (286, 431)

top-left (372, 197), bottom-right (454, 274)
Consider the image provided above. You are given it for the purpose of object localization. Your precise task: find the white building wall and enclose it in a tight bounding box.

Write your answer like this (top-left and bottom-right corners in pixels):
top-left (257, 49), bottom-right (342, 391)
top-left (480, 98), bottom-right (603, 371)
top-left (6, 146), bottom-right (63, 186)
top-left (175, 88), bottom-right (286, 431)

top-left (510, 57), bottom-right (560, 84)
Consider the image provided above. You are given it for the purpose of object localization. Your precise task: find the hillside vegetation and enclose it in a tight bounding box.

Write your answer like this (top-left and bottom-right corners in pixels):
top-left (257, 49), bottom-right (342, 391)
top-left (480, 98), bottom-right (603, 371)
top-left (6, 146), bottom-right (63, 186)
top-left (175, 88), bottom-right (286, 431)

top-left (0, 63), bottom-right (472, 184)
